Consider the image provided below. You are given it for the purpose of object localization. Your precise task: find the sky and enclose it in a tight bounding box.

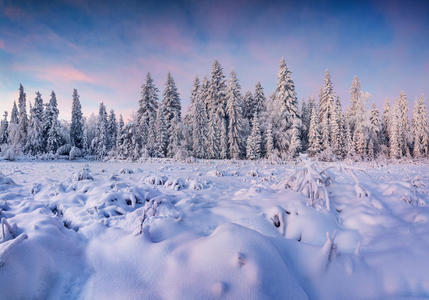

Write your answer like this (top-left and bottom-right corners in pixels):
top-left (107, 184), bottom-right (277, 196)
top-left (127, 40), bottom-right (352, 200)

top-left (0, 0), bottom-right (428, 121)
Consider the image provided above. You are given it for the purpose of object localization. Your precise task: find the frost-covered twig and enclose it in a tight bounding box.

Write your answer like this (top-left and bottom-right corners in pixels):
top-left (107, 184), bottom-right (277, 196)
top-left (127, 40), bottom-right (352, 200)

top-left (0, 233), bottom-right (28, 267)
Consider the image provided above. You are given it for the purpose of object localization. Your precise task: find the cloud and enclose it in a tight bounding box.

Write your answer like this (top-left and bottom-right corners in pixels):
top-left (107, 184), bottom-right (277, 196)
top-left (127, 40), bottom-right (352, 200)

top-left (3, 6), bottom-right (27, 21)
top-left (0, 39), bottom-right (5, 50)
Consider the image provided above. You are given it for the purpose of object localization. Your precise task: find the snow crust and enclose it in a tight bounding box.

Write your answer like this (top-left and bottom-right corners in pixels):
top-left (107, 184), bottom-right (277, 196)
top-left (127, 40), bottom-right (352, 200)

top-left (1, 159), bottom-right (429, 299)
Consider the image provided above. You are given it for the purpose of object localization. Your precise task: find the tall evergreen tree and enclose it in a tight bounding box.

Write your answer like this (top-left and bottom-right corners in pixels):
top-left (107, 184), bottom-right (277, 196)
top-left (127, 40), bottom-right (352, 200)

top-left (0, 111), bottom-right (8, 144)
top-left (307, 106), bottom-right (321, 156)
top-left (137, 73), bottom-right (159, 154)
top-left (154, 104), bottom-right (168, 158)
top-left (207, 60), bottom-right (227, 159)
top-left (226, 71), bottom-right (245, 159)
top-left (398, 91), bottom-right (410, 156)
top-left (412, 95), bottom-right (428, 157)
top-left (246, 112), bottom-right (262, 160)
top-left (45, 91), bottom-right (62, 153)
top-left (369, 103), bottom-right (381, 156)
top-left (25, 92), bottom-right (44, 154)
top-left (162, 73), bottom-right (181, 157)
top-left (272, 58), bottom-right (300, 155)
top-left (319, 70), bottom-right (336, 151)
top-left (381, 99), bottom-right (391, 148)
top-left (17, 84), bottom-right (28, 148)
top-left (107, 109), bottom-right (117, 151)
top-left (192, 78), bottom-right (208, 158)
top-left (70, 89), bottom-right (84, 149)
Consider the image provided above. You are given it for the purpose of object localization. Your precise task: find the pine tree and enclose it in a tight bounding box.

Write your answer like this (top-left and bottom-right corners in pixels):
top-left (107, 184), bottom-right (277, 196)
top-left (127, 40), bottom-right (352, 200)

top-left (92, 102), bottom-right (108, 159)
top-left (184, 77), bottom-right (201, 153)
top-left (413, 95), bottom-right (429, 157)
top-left (265, 122), bottom-right (274, 159)
top-left (45, 91), bottom-right (62, 153)
top-left (289, 118), bottom-right (301, 158)
top-left (243, 91), bottom-right (254, 124)
top-left (154, 104), bottom-right (168, 158)
top-left (137, 73), bottom-right (159, 154)
top-left (272, 58), bottom-right (300, 154)
top-left (192, 79), bottom-right (208, 158)
top-left (398, 91), bottom-right (410, 156)
top-left (319, 70), bottom-right (336, 151)
top-left (347, 76), bottom-right (365, 135)
top-left (331, 97), bottom-right (344, 158)
top-left (246, 112), bottom-right (262, 160)
top-left (207, 60), bottom-right (227, 159)
top-left (226, 71), bottom-right (245, 159)
top-left (0, 111), bottom-right (8, 144)
top-left (307, 106), bottom-right (321, 156)
top-left (369, 103), bottom-right (381, 156)
top-left (162, 73), bottom-right (181, 157)
top-left (389, 100), bottom-right (401, 159)
top-left (253, 82), bottom-right (266, 117)
top-left (70, 89), bottom-right (84, 149)
top-left (107, 109), bottom-right (117, 151)
top-left (354, 122), bottom-right (367, 158)
top-left (381, 99), bottom-right (390, 148)
top-left (17, 84), bottom-right (28, 148)
top-left (10, 102), bottom-right (18, 124)
top-left (25, 92), bottom-right (44, 155)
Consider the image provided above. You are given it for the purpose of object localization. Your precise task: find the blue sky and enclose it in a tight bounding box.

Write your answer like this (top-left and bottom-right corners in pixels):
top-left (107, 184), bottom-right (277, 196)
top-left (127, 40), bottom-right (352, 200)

top-left (0, 0), bottom-right (428, 120)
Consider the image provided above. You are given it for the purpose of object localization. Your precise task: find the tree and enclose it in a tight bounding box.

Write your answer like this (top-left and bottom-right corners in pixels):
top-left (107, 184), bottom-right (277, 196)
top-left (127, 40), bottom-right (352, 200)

top-left (319, 70), bottom-right (336, 151)
top-left (207, 60), bottom-right (227, 159)
top-left (192, 78), bottom-right (208, 158)
top-left (272, 58), bottom-right (300, 154)
top-left (226, 71), bottom-right (245, 159)
top-left (243, 91), bottom-right (254, 124)
top-left (398, 91), bottom-right (410, 156)
top-left (161, 73), bottom-right (182, 157)
top-left (381, 99), bottom-right (390, 148)
top-left (17, 84), bottom-right (28, 148)
top-left (265, 122), bottom-right (275, 159)
top-left (412, 95), bottom-right (428, 157)
top-left (137, 73), bottom-right (159, 154)
top-left (92, 102), bottom-right (108, 159)
top-left (246, 112), bottom-right (262, 160)
top-left (45, 91), bottom-right (63, 153)
top-left (107, 109), bottom-right (117, 151)
top-left (369, 103), bottom-right (381, 156)
top-left (389, 100), bottom-right (401, 159)
top-left (25, 92), bottom-right (44, 155)
top-left (307, 106), bottom-right (321, 156)
top-left (0, 111), bottom-right (8, 144)
top-left (154, 104), bottom-right (168, 158)
top-left (70, 89), bottom-right (84, 149)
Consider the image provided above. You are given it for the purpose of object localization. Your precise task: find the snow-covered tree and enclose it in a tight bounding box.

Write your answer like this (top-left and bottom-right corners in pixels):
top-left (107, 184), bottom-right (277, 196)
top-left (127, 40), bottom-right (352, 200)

top-left (271, 58), bottom-right (300, 155)
top-left (162, 73), bottom-right (182, 157)
top-left (289, 118), bottom-right (301, 158)
top-left (381, 99), bottom-right (390, 148)
top-left (0, 111), bottom-right (8, 144)
top-left (17, 84), bottom-right (28, 148)
top-left (10, 101), bottom-right (18, 124)
top-left (389, 100), bottom-right (402, 159)
top-left (265, 122), bottom-right (275, 159)
top-left (107, 109), bottom-right (117, 151)
top-left (137, 73), bottom-right (159, 155)
top-left (45, 91), bottom-right (63, 153)
top-left (412, 94), bottom-right (428, 157)
top-left (70, 89), bottom-right (84, 149)
top-left (25, 92), bottom-right (44, 155)
top-left (154, 104), bottom-right (168, 158)
top-left (192, 78), bottom-right (208, 158)
top-left (207, 60), bottom-right (227, 159)
top-left (243, 91), bottom-right (254, 123)
top-left (92, 102), bottom-right (108, 159)
top-left (346, 76), bottom-right (365, 135)
top-left (397, 91), bottom-right (411, 157)
top-left (226, 71), bottom-right (245, 159)
top-left (369, 103), bottom-right (381, 155)
top-left (246, 112), bottom-right (262, 160)
top-left (319, 70), bottom-right (336, 151)
top-left (307, 106), bottom-right (321, 156)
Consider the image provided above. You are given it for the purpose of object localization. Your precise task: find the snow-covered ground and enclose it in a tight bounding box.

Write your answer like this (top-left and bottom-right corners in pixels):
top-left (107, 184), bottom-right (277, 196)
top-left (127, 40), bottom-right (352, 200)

top-left (1, 158), bottom-right (429, 299)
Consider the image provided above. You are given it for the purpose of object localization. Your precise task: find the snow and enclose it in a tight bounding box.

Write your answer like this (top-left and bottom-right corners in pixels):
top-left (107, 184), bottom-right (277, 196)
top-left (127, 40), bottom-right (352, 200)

top-left (1, 158), bottom-right (429, 299)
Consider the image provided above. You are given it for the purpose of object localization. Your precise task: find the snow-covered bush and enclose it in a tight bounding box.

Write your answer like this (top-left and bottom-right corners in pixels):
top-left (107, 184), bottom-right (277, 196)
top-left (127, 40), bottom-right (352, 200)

top-left (74, 166), bottom-right (94, 181)
top-left (69, 146), bottom-right (82, 160)
top-left (56, 144), bottom-right (72, 156)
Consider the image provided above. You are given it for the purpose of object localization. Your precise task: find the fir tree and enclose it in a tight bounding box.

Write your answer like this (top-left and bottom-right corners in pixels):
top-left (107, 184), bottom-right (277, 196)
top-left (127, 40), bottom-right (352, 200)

top-left (319, 70), bottom-right (336, 151)
top-left (272, 58), bottom-right (300, 154)
top-left (154, 104), bottom-right (168, 158)
top-left (413, 95), bottom-right (429, 157)
top-left (381, 99), bottom-right (390, 147)
top-left (246, 112), bottom-right (262, 160)
top-left (17, 84), bottom-right (28, 148)
top-left (70, 89), bottom-right (84, 149)
top-left (45, 91), bottom-right (62, 153)
top-left (0, 111), bottom-right (8, 144)
top-left (226, 71), bottom-right (245, 159)
top-left (162, 73), bottom-right (181, 157)
top-left (137, 73), bottom-right (159, 154)
top-left (265, 122), bottom-right (275, 159)
top-left (307, 106), bottom-right (321, 156)
top-left (25, 92), bottom-right (44, 154)
top-left (192, 79), bottom-right (208, 158)
top-left (107, 109), bottom-right (117, 151)
top-left (92, 102), bottom-right (108, 159)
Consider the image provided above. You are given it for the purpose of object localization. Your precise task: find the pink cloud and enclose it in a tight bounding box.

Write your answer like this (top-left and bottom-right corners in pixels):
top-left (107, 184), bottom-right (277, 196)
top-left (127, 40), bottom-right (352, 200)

top-left (39, 65), bottom-right (95, 84)
top-left (0, 39), bottom-right (5, 50)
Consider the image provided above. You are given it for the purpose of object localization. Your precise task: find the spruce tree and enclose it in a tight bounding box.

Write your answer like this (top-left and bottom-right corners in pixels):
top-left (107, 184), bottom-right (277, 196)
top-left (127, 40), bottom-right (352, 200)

top-left (162, 73), bottom-right (181, 157)
top-left (381, 99), bottom-right (391, 148)
top-left (107, 109), bottom-right (117, 151)
top-left (272, 58), bottom-right (300, 154)
top-left (307, 106), bottom-right (321, 156)
top-left (0, 111), bottom-right (8, 144)
top-left (226, 71), bottom-right (245, 159)
top-left (17, 84), bottom-right (28, 148)
top-left (25, 92), bottom-right (44, 155)
top-left (70, 89), bottom-right (84, 149)
top-left (137, 73), bottom-right (159, 154)
top-left (154, 104), bottom-right (168, 158)
top-left (319, 70), bottom-right (336, 151)
top-left (246, 112), bottom-right (262, 160)
top-left (45, 91), bottom-right (62, 153)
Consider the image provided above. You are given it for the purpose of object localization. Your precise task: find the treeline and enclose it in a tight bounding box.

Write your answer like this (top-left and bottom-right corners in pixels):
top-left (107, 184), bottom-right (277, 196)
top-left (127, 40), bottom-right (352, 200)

top-left (0, 59), bottom-right (428, 161)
